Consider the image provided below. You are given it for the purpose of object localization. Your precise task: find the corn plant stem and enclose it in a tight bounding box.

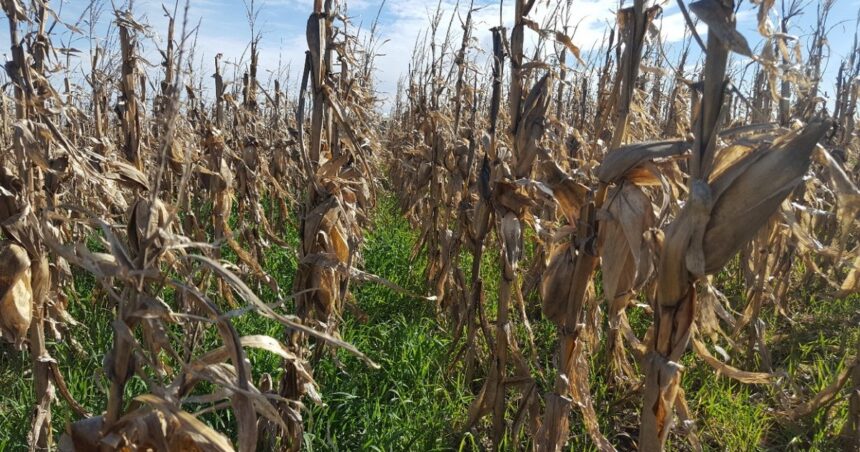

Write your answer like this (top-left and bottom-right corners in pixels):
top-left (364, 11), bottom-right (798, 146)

top-left (538, 184), bottom-right (606, 452)
top-left (641, 2), bottom-right (732, 450)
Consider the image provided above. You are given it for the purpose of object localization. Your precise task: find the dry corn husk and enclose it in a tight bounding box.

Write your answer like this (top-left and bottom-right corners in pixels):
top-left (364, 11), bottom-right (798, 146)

top-left (703, 120), bottom-right (829, 273)
top-left (599, 182), bottom-right (656, 381)
top-left (0, 241), bottom-right (32, 346)
top-left (541, 243), bottom-right (575, 324)
top-left (127, 197), bottom-right (170, 257)
top-left (514, 74), bottom-right (553, 178)
top-left (0, 167), bottom-right (22, 223)
top-left (541, 160), bottom-right (588, 225)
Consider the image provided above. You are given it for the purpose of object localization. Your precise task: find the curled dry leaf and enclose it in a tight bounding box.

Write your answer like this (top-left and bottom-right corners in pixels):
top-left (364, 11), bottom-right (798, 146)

top-left (597, 140), bottom-right (690, 184)
top-left (689, 0), bottom-right (753, 57)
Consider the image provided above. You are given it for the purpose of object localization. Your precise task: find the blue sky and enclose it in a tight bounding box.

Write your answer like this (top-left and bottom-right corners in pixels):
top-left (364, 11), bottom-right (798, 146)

top-left (5, 0), bottom-right (860, 110)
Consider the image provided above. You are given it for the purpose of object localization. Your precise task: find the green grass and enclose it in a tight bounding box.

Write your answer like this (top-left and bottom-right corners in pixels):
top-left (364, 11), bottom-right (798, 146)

top-left (303, 197), bottom-right (472, 451)
top-left (0, 196), bottom-right (858, 451)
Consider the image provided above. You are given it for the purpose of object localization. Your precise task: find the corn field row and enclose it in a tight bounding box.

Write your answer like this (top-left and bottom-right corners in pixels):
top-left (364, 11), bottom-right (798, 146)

top-left (0, 0), bottom-right (858, 450)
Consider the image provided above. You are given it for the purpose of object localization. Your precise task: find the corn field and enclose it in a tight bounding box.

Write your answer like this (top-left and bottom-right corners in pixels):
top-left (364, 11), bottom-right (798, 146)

top-left (0, 0), bottom-right (858, 450)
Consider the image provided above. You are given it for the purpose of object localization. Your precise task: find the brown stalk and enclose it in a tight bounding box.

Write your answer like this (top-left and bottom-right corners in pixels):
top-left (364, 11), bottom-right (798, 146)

top-left (117, 6), bottom-right (143, 170)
